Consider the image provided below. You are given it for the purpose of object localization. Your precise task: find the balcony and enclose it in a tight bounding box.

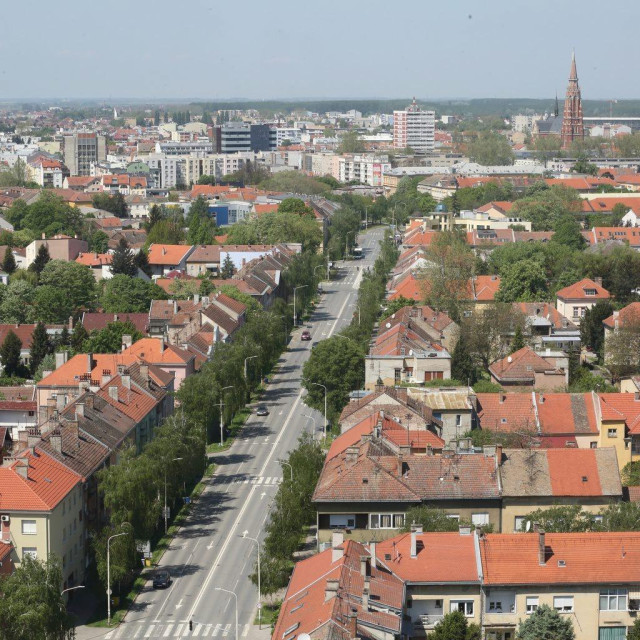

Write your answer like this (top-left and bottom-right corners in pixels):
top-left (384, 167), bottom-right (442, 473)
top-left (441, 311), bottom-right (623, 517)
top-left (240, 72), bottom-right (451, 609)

top-left (414, 614), bottom-right (444, 630)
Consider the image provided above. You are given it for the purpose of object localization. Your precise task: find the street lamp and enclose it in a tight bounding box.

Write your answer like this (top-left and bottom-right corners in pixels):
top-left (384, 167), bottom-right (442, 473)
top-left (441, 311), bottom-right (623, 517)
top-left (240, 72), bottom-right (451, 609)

top-left (242, 532), bottom-right (262, 628)
top-left (164, 457), bottom-right (183, 533)
top-left (303, 413), bottom-right (317, 436)
top-left (293, 285), bottom-right (308, 327)
top-left (244, 355), bottom-right (258, 381)
top-left (215, 587), bottom-right (238, 640)
top-left (218, 385), bottom-right (234, 445)
top-left (309, 381), bottom-right (327, 439)
top-left (313, 264), bottom-right (325, 281)
top-left (107, 524), bottom-right (132, 626)
top-left (279, 460), bottom-right (293, 481)
top-left (61, 585), bottom-right (85, 600)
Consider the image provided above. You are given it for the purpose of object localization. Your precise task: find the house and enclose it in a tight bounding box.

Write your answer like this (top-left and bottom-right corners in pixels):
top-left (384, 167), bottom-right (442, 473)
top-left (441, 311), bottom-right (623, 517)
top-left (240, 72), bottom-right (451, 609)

top-left (81, 312), bottom-right (149, 335)
top-left (313, 439), bottom-right (502, 544)
top-left (147, 244), bottom-right (195, 277)
top-left (365, 320), bottom-right (451, 390)
top-left (381, 305), bottom-right (458, 352)
top-left (514, 302), bottom-right (580, 352)
top-left (499, 447), bottom-right (623, 533)
top-left (0, 324), bottom-right (65, 369)
top-left (489, 347), bottom-right (568, 390)
top-left (185, 245), bottom-right (221, 277)
top-left (62, 176), bottom-right (101, 192)
top-left (149, 298), bottom-right (203, 345)
top-left (199, 292), bottom-right (247, 341)
top-left (556, 278), bottom-right (611, 326)
top-left (0, 385), bottom-right (37, 441)
top-left (75, 252), bottom-right (113, 280)
top-left (25, 235), bottom-right (89, 268)
top-left (272, 535), bottom-right (404, 640)
top-left (603, 303), bottom-right (640, 368)
top-left (0, 448), bottom-right (83, 588)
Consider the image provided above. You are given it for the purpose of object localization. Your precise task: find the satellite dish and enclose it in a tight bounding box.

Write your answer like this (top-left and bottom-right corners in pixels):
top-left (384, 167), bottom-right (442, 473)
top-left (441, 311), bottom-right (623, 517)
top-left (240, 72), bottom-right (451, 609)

top-left (386, 322), bottom-right (391, 328)
top-left (507, 356), bottom-right (513, 363)
top-left (300, 635), bottom-right (311, 640)
top-left (525, 521), bottom-right (531, 532)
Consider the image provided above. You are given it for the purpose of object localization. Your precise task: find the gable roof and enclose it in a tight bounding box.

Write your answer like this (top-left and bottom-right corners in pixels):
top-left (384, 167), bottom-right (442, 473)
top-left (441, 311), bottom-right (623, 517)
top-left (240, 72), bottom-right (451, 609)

top-left (603, 302), bottom-right (640, 330)
top-left (489, 347), bottom-right (556, 383)
top-left (556, 277), bottom-right (610, 301)
top-left (82, 312), bottom-right (149, 334)
top-left (147, 244), bottom-right (193, 266)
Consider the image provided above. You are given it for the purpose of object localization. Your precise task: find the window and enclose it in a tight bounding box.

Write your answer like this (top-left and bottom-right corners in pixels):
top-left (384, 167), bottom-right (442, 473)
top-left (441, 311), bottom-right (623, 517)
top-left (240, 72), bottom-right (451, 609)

top-left (21, 520), bottom-right (36, 535)
top-left (394, 369), bottom-right (401, 383)
top-left (608, 428), bottom-right (617, 438)
top-left (526, 596), bottom-right (539, 614)
top-left (472, 513), bottom-right (489, 526)
top-left (329, 515), bottom-right (355, 529)
top-left (451, 600), bottom-right (474, 617)
top-left (585, 289), bottom-right (597, 296)
top-left (554, 596), bottom-right (574, 612)
top-left (22, 547), bottom-right (37, 560)
top-left (514, 516), bottom-right (526, 532)
top-left (600, 589), bottom-right (627, 611)
top-left (447, 514), bottom-right (460, 521)
top-left (456, 415), bottom-right (462, 427)
top-left (370, 513), bottom-right (404, 529)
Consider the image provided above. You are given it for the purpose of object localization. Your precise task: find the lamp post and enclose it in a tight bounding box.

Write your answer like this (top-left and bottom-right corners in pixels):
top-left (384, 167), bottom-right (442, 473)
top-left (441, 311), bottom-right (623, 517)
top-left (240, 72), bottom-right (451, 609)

top-left (313, 264), bottom-right (324, 280)
top-left (242, 532), bottom-right (262, 628)
top-left (303, 413), bottom-right (317, 436)
top-left (310, 381), bottom-right (327, 439)
top-left (164, 457), bottom-right (183, 533)
top-left (61, 585), bottom-right (85, 596)
top-left (293, 285), bottom-right (308, 327)
top-left (279, 460), bottom-right (293, 481)
top-left (215, 587), bottom-right (238, 640)
top-left (244, 355), bottom-right (258, 381)
top-left (107, 526), bottom-right (131, 626)
top-left (218, 385), bottom-right (234, 445)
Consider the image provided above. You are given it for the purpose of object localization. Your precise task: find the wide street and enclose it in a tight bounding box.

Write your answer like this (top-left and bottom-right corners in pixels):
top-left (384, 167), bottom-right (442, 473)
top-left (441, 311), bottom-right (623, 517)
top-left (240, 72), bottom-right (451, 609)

top-left (77, 226), bottom-right (384, 640)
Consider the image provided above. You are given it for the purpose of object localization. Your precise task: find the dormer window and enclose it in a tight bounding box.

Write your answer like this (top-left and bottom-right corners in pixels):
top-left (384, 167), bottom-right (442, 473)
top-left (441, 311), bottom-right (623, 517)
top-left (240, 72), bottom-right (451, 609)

top-left (584, 288), bottom-right (597, 296)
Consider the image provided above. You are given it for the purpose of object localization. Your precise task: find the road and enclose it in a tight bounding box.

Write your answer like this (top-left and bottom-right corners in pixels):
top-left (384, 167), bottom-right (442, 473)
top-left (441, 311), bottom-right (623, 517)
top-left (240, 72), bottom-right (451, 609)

top-left (82, 227), bottom-right (384, 640)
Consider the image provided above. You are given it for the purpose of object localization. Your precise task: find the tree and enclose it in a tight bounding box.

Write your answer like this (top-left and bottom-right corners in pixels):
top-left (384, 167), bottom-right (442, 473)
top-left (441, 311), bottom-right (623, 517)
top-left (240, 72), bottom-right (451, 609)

top-left (258, 170), bottom-right (331, 196)
top-left (220, 254), bottom-right (235, 279)
top-left (551, 215), bottom-right (586, 250)
top-left (30, 321), bottom-right (50, 374)
top-left (31, 243), bottom-right (50, 275)
top-left (88, 230), bottom-right (109, 253)
top-left (277, 197), bottom-right (313, 216)
top-left (572, 153), bottom-right (598, 176)
top-left (468, 131), bottom-right (514, 166)
top-left (512, 185), bottom-right (582, 231)
top-left (302, 336), bottom-right (364, 423)
top-left (167, 278), bottom-right (201, 300)
top-left (580, 301), bottom-right (614, 355)
top-left (510, 325), bottom-right (525, 353)
top-left (429, 610), bottom-right (481, 640)
top-left (145, 218), bottom-right (185, 246)
top-left (622, 461), bottom-right (640, 487)
top-left (2, 248), bottom-right (16, 274)
top-left (337, 131), bottom-right (366, 154)
top-left (38, 261), bottom-right (98, 315)
top-left (134, 249), bottom-right (152, 277)
top-left (402, 507), bottom-right (468, 533)
top-left (382, 296), bottom-right (419, 320)
top-left (451, 329), bottom-right (476, 384)
top-left (495, 259), bottom-right (548, 302)
top-left (70, 323), bottom-right (89, 354)
top-left (145, 204), bottom-right (164, 231)
top-left (92, 193), bottom-right (129, 218)
top-left (101, 275), bottom-right (168, 313)
top-left (186, 196), bottom-right (215, 245)
top-left (34, 352), bottom-right (56, 382)
top-left (628, 619), bottom-right (640, 640)
top-left (111, 238), bottom-right (137, 277)
top-left (0, 555), bottom-right (75, 640)
top-left (516, 604), bottom-right (575, 640)
top-left (0, 280), bottom-right (36, 324)
top-left (83, 321), bottom-right (143, 354)
top-left (599, 502), bottom-right (640, 531)
top-left (519, 505), bottom-right (590, 533)
top-left (9, 191), bottom-right (83, 237)
top-left (0, 330), bottom-right (23, 377)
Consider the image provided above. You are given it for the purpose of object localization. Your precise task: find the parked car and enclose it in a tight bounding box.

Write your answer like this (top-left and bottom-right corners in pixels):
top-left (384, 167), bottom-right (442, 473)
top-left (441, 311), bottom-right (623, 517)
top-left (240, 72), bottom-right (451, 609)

top-left (153, 569), bottom-right (171, 589)
top-left (256, 405), bottom-right (269, 416)
top-left (301, 330), bottom-right (311, 340)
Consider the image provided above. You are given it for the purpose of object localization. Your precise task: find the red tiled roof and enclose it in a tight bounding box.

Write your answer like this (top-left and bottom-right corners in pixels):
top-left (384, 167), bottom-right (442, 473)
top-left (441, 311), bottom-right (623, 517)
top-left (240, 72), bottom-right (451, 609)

top-left (480, 532), bottom-right (640, 585)
top-left (82, 312), bottom-right (149, 334)
top-left (148, 244), bottom-right (192, 266)
top-left (489, 347), bottom-right (555, 383)
top-left (75, 252), bottom-right (113, 267)
top-left (556, 278), bottom-right (610, 300)
top-left (122, 337), bottom-right (193, 365)
top-left (472, 275), bottom-right (501, 301)
top-left (603, 302), bottom-right (640, 330)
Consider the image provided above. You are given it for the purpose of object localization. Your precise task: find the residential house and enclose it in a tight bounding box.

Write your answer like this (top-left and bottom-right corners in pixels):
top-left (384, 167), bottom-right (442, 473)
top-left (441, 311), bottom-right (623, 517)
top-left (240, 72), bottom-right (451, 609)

top-left (199, 292), bottom-right (247, 342)
top-left (603, 302), bottom-right (640, 367)
top-left (149, 298), bottom-right (203, 345)
top-left (499, 447), bottom-right (622, 533)
top-left (75, 252), bottom-right (113, 280)
top-left (62, 176), bottom-right (101, 192)
top-left (25, 235), bottom-right (88, 268)
top-left (0, 385), bottom-right (37, 440)
top-left (81, 312), bottom-right (149, 335)
top-left (381, 305), bottom-right (458, 352)
top-left (556, 278), bottom-right (610, 326)
top-left (0, 324), bottom-right (65, 369)
top-left (147, 244), bottom-right (195, 277)
top-left (514, 302), bottom-right (580, 352)
top-left (489, 347), bottom-right (568, 390)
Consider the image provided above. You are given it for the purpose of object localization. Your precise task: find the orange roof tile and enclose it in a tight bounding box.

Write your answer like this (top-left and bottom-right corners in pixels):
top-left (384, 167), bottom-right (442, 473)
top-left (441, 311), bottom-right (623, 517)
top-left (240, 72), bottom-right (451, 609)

top-left (148, 244), bottom-right (193, 266)
top-left (603, 302), bottom-right (640, 329)
top-left (556, 278), bottom-right (610, 300)
top-left (122, 337), bottom-right (193, 365)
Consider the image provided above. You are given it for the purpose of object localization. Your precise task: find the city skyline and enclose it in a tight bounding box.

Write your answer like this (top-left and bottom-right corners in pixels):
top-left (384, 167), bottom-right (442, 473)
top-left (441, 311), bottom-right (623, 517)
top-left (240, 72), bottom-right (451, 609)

top-left (2, 0), bottom-right (639, 100)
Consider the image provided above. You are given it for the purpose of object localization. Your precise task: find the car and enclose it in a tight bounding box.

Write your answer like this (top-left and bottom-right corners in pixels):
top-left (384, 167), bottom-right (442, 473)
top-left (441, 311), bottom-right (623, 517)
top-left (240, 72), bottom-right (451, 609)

top-left (256, 405), bottom-right (269, 416)
top-left (152, 569), bottom-right (171, 589)
top-left (301, 330), bottom-right (311, 341)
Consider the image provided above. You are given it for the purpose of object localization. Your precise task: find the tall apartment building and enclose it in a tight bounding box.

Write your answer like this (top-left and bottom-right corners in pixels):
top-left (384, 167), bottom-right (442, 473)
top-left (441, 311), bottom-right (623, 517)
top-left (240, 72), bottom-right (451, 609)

top-left (63, 133), bottom-right (106, 176)
top-left (336, 155), bottom-right (391, 187)
top-left (220, 123), bottom-right (275, 153)
top-left (393, 99), bottom-right (435, 154)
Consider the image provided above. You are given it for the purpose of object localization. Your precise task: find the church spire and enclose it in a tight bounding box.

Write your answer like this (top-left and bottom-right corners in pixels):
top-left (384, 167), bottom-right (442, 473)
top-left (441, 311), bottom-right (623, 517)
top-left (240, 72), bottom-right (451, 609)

top-left (561, 51), bottom-right (584, 149)
top-left (554, 93), bottom-right (559, 118)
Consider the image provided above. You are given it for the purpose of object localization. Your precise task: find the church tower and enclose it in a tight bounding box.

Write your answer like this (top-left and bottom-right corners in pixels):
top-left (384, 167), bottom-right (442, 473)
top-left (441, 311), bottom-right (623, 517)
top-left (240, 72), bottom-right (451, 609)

top-left (561, 51), bottom-right (584, 149)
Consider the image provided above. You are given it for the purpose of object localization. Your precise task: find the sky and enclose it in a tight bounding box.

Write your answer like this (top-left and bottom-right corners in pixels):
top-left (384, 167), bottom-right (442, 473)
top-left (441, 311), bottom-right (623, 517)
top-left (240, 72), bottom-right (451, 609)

top-left (2, 0), bottom-right (640, 101)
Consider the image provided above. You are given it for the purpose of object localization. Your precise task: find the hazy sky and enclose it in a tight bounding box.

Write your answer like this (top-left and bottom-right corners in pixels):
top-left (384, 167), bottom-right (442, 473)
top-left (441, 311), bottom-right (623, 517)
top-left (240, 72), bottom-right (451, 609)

top-left (2, 0), bottom-right (639, 101)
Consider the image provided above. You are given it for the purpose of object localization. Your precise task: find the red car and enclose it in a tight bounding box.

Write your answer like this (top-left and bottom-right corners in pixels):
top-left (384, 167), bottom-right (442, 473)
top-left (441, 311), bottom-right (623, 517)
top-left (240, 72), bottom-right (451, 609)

top-left (301, 330), bottom-right (311, 340)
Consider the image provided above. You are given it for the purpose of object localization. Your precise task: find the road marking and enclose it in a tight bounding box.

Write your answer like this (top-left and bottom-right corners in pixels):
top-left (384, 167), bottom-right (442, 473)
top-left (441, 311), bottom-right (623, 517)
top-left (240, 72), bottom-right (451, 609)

top-left (163, 624), bottom-right (174, 637)
top-left (175, 597), bottom-right (184, 609)
top-left (222, 624), bottom-right (231, 637)
top-left (203, 624), bottom-right (213, 635)
top-left (175, 623), bottom-right (183, 635)
top-left (144, 625), bottom-right (155, 638)
top-left (328, 290), bottom-right (353, 337)
top-left (242, 624), bottom-right (250, 637)
top-left (131, 627), bottom-right (141, 638)
top-left (212, 623), bottom-right (221, 636)
top-left (256, 477), bottom-right (264, 485)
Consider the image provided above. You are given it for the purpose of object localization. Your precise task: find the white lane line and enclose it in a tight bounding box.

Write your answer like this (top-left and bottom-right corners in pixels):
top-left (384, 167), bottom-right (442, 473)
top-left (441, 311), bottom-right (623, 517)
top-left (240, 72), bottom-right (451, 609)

top-left (163, 624), bottom-right (174, 637)
top-left (144, 625), bottom-right (155, 638)
top-left (212, 623), bottom-right (221, 636)
top-left (328, 291), bottom-right (353, 338)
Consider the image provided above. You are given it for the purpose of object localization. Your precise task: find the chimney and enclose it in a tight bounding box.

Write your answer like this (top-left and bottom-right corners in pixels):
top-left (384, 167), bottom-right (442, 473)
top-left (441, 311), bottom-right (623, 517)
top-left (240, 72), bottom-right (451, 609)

top-left (499, 393), bottom-right (506, 404)
top-left (101, 369), bottom-right (111, 386)
top-left (108, 386), bottom-right (118, 402)
top-left (345, 446), bottom-right (359, 466)
top-left (122, 374), bottom-right (131, 390)
top-left (193, 293), bottom-right (200, 305)
top-left (56, 394), bottom-right (66, 411)
top-left (15, 460), bottom-right (28, 479)
top-left (85, 395), bottom-right (94, 410)
top-left (332, 529), bottom-right (344, 562)
top-left (87, 353), bottom-right (94, 374)
top-left (121, 334), bottom-right (133, 351)
top-left (360, 554), bottom-right (370, 577)
top-left (594, 277), bottom-right (603, 287)
top-left (495, 444), bottom-right (503, 464)
top-left (410, 523), bottom-right (423, 558)
top-left (50, 431), bottom-right (62, 453)
top-left (363, 578), bottom-right (370, 610)
top-left (140, 364), bottom-right (149, 382)
top-left (535, 524), bottom-right (546, 565)
top-left (27, 429), bottom-right (40, 449)
top-left (76, 403), bottom-right (85, 418)
top-left (55, 351), bottom-right (68, 369)
top-left (324, 579), bottom-right (339, 602)
top-left (369, 541), bottom-right (377, 568)
top-left (67, 419), bottom-right (79, 442)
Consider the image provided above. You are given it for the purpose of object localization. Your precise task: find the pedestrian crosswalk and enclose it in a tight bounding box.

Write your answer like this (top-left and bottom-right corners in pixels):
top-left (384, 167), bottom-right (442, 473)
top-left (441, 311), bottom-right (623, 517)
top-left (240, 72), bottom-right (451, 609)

top-left (217, 475), bottom-right (282, 486)
top-left (105, 622), bottom-right (252, 638)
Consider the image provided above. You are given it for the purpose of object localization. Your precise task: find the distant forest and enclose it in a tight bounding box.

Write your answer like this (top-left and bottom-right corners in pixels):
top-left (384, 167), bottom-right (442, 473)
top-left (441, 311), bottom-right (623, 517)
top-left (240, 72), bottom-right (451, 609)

top-left (192, 98), bottom-right (640, 118)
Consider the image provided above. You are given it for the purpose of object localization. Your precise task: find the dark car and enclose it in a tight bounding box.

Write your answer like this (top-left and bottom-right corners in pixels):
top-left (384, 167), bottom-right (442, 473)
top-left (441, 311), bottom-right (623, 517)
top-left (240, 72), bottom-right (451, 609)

top-left (152, 569), bottom-right (171, 589)
top-left (301, 330), bottom-right (311, 341)
top-left (256, 405), bottom-right (269, 416)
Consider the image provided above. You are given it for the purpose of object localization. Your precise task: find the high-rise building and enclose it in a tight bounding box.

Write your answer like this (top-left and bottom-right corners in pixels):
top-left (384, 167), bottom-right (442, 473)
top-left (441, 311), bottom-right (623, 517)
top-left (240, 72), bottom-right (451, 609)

top-left (220, 123), bottom-right (275, 153)
top-left (393, 99), bottom-right (435, 154)
top-left (561, 52), bottom-right (584, 150)
top-left (63, 132), bottom-right (106, 176)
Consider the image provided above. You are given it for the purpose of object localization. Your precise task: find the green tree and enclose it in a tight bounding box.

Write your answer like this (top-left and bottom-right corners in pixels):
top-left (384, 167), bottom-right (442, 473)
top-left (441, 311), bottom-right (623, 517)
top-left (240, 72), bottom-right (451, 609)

top-left (70, 323), bottom-right (89, 353)
top-left (0, 280), bottom-right (36, 323)
top-left (519, 505), bottom-right (589, 533)
top-left (30, 321), bottom-right (50, 375)
top-left (101, 275), bottom-right (168, 313)
top-left (258, 170), bottom-right (330, 195)
top-left (572, 153), bottom-right (598, 176)
top-left (11, 191), bottom-right (83, 237)
top-left (277, 197), bottom-right (313, 216)
top-left (92, 192), bottom-right (129, 218)
top-left (145, 218), bottom-right (185, 245)
top-left (512, 185), bottom-right (582, 231)
top-left (301, 336), bottom-right (364, 424)
top-left (510, 325), bottom-right (525, 353)
top-left (0, 330), bottom-right (23, 377)
top-left (337, 131), bottom-right (366, 154)
top-left (402, 507), bottom-right (468, 532)
top-left (2, 248), bottom-right (16, 274)
top-left (83, 321), bottom-right (143, 354)
top-left (186, 196), bottom-right (215, 245)
top-left (134, 249), bottom-right (152, 277)
top-left (599, 502), bottom-right (640, 531)
top-left (468, 131), bottom-right (514, 166)
top-left (34, 285), bottom-right (75, 323)
top-left (31, 243), bottom-right (51, 275)
top-left (38, 261), bottom-right (98, 315)
top-left (551, 215), bottom-right (586, 250)
top-left (621, 461), bottom-right (640, 487)
top-left (0, 555), bottom-right (75, 640)
top-left (516, 604), bottom-right (575, 640)
top-left (580, 301), bottom-right (614, 355)
top-left (110, 238), bottom-right (137, 277)
top-left (451, 329), bottom-right (477, 384)
top-left (495, 259), bottom-right (548, 302)
top-left (34, 352), bottom-right (56, 382)
top-left (145, 204), bottom-right (164, 231)
top-left (628, 619), bottom-right (640, 640)
top-left (382, 296), bottom-right (419, 320)
top-left (220, 254), bottom-right (235, 279)
top-left (88, 230), bottom-right (109, 253)
top-left (429, 610), bottom-right (481, 640)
